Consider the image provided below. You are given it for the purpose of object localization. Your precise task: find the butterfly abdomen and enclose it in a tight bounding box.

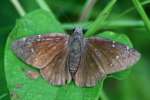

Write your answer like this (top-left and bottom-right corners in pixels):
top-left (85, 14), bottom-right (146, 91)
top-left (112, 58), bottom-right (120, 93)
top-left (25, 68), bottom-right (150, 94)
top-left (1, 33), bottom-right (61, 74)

top-left (67, 53), bottom-right (81, 76)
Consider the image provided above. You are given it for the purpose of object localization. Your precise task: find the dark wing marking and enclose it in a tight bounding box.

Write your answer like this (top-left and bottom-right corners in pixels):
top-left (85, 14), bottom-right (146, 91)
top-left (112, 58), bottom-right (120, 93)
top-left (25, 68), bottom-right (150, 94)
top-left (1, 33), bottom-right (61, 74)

top-left (75, 42), bottom-right (106, 87)
top-left (87, 37), bottom-right (141, 74)
top-left (12, 33), bottom-right (71, 85)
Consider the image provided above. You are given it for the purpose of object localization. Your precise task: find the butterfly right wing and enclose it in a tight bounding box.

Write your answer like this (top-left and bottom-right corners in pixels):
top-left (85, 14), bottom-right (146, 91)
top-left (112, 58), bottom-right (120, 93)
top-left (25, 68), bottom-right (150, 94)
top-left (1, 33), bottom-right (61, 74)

top-left (75, 37), bottom-right (140, 87)
top-left (87, 37), bottom-right (141, 74)
top-left (75, 42), bottom-right (106, 87)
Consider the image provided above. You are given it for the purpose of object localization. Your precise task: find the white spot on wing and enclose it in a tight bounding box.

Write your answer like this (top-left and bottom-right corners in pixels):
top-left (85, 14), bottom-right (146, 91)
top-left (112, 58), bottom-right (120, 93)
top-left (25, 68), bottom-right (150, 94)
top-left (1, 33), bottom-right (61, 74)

top-left (126, 46), bottom-right (130, 54)
top-left (110, 64), bottom-right (113, 67)
top-left (56, 37), bottom-right (60, 40)
top-left (94, 49), bottom-right (101, 57)
top-left (116, 55), bottom-right (119, 59)
top-left (112, 44), bottom-right (115, 48)
top-left (38, 35), bottom-right (41, 38)
top-left (22, 37), bottom-right (26, 41)
top-left (126, 46), bottom-right (129, 50)
top-left (36, 35), bottom-right (41, 41)
top-left (36, 38), bottom-right (41, 41)
top-left (112, 41), bottom-right (116, 48)
top-left (46, 38), bottom-right (52, 40)
top-left (31, 48), bottom-right (34, 53)
top-left (112, 41), bottom-right (115, 44)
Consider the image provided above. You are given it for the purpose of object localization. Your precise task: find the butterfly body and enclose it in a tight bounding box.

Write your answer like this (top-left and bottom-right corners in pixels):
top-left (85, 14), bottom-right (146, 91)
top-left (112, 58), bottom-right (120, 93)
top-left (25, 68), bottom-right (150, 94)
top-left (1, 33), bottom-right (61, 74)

top-left (12, 28), bottom-right (141, 87)
top-left (67, 28), bottom-right (85, 77)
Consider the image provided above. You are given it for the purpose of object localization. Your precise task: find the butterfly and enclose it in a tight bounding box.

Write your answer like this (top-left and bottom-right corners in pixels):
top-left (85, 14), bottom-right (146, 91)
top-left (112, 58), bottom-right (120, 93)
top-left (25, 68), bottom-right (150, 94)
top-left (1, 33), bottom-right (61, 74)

top-left (12, 27), bottom-right (141, 87)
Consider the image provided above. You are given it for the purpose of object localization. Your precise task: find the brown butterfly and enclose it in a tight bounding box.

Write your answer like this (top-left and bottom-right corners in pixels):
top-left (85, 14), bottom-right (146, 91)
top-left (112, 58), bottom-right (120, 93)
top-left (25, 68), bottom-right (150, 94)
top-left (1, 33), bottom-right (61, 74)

top-left (12, 27), bottom-right (141, 87)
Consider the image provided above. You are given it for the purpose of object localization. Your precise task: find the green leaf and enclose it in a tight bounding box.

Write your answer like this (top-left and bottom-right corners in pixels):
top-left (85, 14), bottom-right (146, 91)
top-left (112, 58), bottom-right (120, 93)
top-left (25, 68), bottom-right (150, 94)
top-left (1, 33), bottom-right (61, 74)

top-left (5, 9), bottom-right (135, 100)
top-left (96, 31), bottom-right (133, 80)
top-left (5, 9), bottom-right (103, 100)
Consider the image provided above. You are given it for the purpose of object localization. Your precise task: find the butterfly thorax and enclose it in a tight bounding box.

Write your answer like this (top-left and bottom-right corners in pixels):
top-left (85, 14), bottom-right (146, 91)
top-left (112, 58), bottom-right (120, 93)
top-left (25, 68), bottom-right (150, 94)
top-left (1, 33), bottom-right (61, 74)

top-left (67, 28), bottom-right (85, 77)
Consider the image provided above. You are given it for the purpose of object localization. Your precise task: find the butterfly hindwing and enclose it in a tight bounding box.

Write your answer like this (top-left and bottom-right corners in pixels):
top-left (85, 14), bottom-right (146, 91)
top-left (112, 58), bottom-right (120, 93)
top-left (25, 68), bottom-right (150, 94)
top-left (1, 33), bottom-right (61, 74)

top-left (40, 47), bottom-right (71, 85)
top-left (12, 33), bottom-right (71, 85)
top-left (75, 42), bottom-right (106, 87)
top-left (87, 37), bottom-right (141, 74)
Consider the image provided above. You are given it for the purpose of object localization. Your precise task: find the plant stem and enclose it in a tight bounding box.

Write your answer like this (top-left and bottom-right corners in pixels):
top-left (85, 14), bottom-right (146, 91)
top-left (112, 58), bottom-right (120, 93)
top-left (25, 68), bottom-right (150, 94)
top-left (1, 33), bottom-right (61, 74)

top-left (79, 0), bottom-right (97, 22)
top-left (117, 0), bottom-right (150, 18)
top-left (10, 0), bottom-right (26, 16)
top-left (132, 0), bottom-right (150, 32)
top-left (85, 0), bottom-right (117, 37)
top-left (35, 0), bottom-right (51, 12)
top-left (62, 20), bottom-right (144, 29)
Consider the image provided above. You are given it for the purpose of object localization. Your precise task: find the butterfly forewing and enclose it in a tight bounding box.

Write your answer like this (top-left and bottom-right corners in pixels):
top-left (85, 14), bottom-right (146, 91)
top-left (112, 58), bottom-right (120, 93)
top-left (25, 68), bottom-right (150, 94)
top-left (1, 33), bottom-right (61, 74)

top-left (12, 33), bottom-right (71, 85)
top-left (87, 37), bottom-right (141, 74)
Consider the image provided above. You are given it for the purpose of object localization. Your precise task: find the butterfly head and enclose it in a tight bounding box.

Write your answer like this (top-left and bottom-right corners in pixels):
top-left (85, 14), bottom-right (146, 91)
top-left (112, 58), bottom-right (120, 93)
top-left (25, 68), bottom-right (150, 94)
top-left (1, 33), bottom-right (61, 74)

top-left (68, 27), bottom-right (85, 55)
top-left (72, 27), bottom-right (84, 39)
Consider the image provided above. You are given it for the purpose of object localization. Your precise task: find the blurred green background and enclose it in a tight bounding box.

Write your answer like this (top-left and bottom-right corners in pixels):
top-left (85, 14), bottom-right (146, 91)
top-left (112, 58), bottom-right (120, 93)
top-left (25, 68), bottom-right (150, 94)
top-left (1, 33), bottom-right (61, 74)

top-left (0, 0), bottom-right (150, 100)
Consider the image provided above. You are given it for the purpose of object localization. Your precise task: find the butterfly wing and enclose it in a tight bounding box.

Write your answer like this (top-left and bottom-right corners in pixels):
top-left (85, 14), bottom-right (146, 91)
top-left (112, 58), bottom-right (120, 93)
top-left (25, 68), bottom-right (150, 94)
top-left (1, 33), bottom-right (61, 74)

top-left (12, 33), bottom-right (71, 85)
top-left (40, 47), bottom-right (71, 85)
top-left (75, 42), bottom-right (106, 87)
top-left (87, 37), bottom-right (141, 74)
top-left (75, 37), bottom-right (140, 87)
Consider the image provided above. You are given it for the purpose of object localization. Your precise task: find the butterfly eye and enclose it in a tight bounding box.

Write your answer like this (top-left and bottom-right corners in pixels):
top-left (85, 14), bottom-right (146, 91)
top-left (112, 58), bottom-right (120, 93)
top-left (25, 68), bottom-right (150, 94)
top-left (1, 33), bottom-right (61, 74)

top-left (70, 28), bottom-right (76, 35)
top-left (72, 28), bottom-right (75, 32)
top-left (83, 29), bottom-right (87, 33)
top-left (72, 27), bottom-right (83, 34)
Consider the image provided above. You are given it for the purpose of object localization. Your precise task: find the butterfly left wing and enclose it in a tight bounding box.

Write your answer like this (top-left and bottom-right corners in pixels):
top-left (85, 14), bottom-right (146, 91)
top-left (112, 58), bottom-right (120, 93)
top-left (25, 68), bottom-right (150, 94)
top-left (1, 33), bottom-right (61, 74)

top-left (12, 33), bottom-right (68, 68)
top-left (12, 33), bottom-right (71, 85)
